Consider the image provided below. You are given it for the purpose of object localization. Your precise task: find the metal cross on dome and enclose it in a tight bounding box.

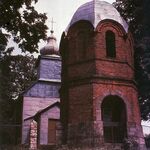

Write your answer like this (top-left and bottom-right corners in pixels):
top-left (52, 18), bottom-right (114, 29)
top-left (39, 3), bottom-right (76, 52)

top-left (93, 0), bottom-right (100, 2)
top-left (50, 18), bottom-right (56, 33)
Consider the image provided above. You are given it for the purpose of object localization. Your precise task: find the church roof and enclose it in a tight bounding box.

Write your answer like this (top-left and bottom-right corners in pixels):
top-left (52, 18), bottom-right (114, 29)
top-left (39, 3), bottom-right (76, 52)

top-left (24, 102), bottom-right (60, 121)
top-left (67, 0), bottom-right (128, 32)
top-left (40, 30), bottom-right (60, 56)
top-left (34, 101), bottom-right (60, 117)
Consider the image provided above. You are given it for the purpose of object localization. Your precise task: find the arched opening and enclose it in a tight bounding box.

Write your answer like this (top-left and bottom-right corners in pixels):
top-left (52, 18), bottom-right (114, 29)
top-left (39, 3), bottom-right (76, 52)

top-left (77, 31), bottom-right (88, 59)
top-left (105, 30), bottom-right (116, 58)
top-left (101, 96), bottom-right (127, 143)
top-left (67, 20), bottom-right (93, 62)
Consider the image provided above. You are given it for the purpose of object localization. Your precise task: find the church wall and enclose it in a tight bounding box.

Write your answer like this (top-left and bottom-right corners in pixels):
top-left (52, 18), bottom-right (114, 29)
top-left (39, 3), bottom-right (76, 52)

top-left (95, 21), bottom-right (134, 67)
top-left (68, 61), bottom-right (96, 79)
top-left (67, 84), bottom-right (94, 147)
top-left (22, 23), bottom-right (62, 147)
top-left (93, 82), bottom-right (140, 124)
top-left (24, 82), bottom-right (60, 98)
top-left (93, 82), bottom-right (144, 146)
top-left (39, 57), bottom-right (61, 80)
top-left (22, 97), bottom-right (59, 144)
top-left (67, 60), bottom-right (134, 81)
top-left (23, 97), bottom-right (59, 120)
top-left (95, 60), bottom-right (134, 80)
top-left (39, 106), bottom-right (62, 145)
top-left (66, 20), bottom-right (134, 82)
top-left (67, 21), bottom-right (94, 65)
top-left (66, 81), bottom-right (144, 146)
top-left (61, 19), bottom-right (146, 148)
top-left (64, 80), bottom-right (145, 148)
top-left (68, 84), bottom-right (93, 124)
top-left (22, 119), bottom-right (32, 145)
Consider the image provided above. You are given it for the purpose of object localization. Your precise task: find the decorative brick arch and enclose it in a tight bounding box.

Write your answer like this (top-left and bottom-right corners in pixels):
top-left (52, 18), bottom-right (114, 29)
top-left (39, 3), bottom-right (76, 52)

top-left (95, 91), bottom-right (131, 122)
top-left (96, 19), bottom-right (134, 60)
top-left (67, 20), bottom-right (94, 63)
top-left (96, 19), bottom-right (127, 36)
top-left (105, 30), bottom-right (116, 58)
top-left (101, 95), bottom-right (127, 143)
top-left (93, 19), bottom-right (134, 67)
top-left (101, 95), bottom-right (127, 118)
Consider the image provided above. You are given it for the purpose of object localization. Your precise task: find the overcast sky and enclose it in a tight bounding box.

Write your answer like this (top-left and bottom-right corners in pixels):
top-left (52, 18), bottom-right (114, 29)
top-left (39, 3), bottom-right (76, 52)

top-left (35, 0), bottom-right (115, 48)
top-left (11, 0), bottom-right (116, 55)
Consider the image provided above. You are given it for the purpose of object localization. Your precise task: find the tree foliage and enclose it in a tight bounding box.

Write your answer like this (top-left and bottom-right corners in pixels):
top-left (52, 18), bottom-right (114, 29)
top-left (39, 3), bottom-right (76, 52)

top-left (114, 0), bottom-right (144, 37)
top-left (114, 0), bottom-right (150, 120)
top-left (1, 55), bottom-right (37, 101)
top-left (0, 0), bottom-right (48, 144)
top-left (0, 0), bottom-right (48, 55)
top-left (0, 54), bottom-right (37, 144)
top-left (0, 54), bottom-right (37, 119)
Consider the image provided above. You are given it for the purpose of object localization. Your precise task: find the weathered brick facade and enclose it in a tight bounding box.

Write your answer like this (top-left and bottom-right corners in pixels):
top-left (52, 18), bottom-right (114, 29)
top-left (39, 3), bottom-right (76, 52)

top-left (22, 1), bottom-right (146, 149)
top-left (60, 1), bottom-right (146, 149)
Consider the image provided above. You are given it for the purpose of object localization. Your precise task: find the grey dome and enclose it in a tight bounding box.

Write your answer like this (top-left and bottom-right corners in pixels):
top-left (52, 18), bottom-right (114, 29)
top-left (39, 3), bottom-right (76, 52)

top-left (40, 31), bottom-right (59, 56)
top-left (67, 0), bottom-right (128, 32)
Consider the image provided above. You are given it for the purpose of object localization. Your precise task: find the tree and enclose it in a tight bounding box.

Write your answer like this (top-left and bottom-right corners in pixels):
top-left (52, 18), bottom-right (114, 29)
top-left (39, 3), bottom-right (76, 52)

top-left (0, 0), bottom-right (48, 56)
top-left (114, 0), bottom-right (150, 120)
top-left (114, 0), bottom-right (144, 37)
top-left (0, 54), bottom-right (37, 144)
top-left (1, 55), bottom-right (37, 101)
top-left (0, 0), bottom-right (48, 144)
top-left (145, 134), bottom-right (150, 148)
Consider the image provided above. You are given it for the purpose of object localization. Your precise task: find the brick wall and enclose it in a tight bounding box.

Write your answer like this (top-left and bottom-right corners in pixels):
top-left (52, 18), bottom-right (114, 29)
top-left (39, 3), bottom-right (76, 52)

top-left (61, 20), bottom-right (146, 149)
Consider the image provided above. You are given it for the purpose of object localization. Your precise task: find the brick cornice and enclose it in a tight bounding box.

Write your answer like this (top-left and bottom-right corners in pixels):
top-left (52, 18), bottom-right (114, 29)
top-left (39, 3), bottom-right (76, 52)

top-left (68, 75), bottom-right (137, 90)
top-left (67, 58), bottom-right (134, 71)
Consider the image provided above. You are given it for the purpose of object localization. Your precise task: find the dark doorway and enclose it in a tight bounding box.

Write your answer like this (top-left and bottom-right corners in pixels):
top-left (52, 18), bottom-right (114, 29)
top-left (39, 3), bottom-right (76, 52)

top-left (48, 119), bottom-right (58, 145)
top-left (101, 96), bottom-right (127, 143)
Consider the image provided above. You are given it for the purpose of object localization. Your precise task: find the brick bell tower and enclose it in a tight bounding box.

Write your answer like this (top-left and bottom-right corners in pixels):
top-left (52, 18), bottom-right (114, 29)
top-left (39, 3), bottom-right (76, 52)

top-left (60, 0), bottom-right (146, 149)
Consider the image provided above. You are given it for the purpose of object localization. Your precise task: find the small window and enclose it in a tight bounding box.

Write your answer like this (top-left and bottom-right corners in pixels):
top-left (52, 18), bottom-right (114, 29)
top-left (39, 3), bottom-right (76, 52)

top-left (106, 31), bottom-right (116, 58)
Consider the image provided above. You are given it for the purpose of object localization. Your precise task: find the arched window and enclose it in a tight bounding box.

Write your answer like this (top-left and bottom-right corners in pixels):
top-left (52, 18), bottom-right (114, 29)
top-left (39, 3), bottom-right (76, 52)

top-left (101, 96), bottom-right (127, 143)
top-left (106, 31), bottom-right (116, 58)
top-left (77, 31), bottom-right (88, 59)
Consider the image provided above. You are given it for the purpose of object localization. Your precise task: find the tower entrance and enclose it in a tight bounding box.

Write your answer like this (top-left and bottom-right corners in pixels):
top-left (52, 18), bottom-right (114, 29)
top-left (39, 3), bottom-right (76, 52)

top-left (102, 96), bottom-right (127, 143)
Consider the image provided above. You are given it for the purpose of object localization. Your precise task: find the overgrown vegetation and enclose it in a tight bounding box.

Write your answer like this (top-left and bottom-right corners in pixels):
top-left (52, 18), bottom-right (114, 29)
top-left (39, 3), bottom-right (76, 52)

top-left (114, 0), bottom-right (150, 120)
top-left (0, 55), bottom-right (37, 144)
top-left (0, 0), bottom-right (48, 144)
top-left (0, 0), bottom-right (48, 55)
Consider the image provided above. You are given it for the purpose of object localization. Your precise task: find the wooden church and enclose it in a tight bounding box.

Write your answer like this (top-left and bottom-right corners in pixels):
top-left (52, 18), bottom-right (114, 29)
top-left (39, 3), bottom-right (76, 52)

top-left (22, 30), bottom-right (62, 149)
top-left (22, 0), bottom-right (146, 149)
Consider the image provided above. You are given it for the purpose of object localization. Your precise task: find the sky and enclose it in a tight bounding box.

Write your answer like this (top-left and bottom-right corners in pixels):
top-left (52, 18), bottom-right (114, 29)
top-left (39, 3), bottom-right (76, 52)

top-left (11, 0), bottom-right (115, 55)
top-left (35, 0), bottom-right (115, 49)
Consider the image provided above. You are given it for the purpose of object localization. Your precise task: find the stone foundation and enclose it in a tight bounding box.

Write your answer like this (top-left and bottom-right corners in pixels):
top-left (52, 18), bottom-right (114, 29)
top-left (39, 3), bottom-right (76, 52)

top-left (57, 143), bottom-right (147, 150)
top-left (67, 122), bottom-right (102, 147)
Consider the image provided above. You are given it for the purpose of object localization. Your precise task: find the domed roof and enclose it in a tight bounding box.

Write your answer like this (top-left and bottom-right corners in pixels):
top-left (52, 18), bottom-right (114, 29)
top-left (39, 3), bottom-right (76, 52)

top-left (40, 30), bottom-right (59, 56)
top-left (67, 0), bottom-right (128, 32)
